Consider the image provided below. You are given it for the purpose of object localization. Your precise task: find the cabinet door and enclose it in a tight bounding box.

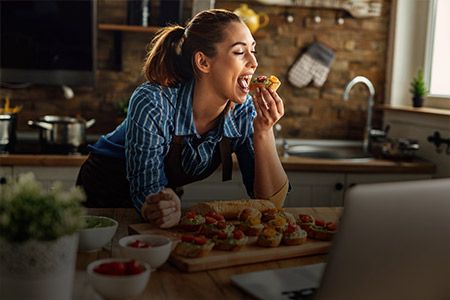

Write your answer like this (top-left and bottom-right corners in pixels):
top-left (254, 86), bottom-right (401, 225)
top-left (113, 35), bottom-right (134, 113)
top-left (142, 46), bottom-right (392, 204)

top-left (13, 166), bottom-right (81, 189)
top-left (285, 172), bottom-right (345, 207)
top-left (181, 170), bottom-right (248, 209)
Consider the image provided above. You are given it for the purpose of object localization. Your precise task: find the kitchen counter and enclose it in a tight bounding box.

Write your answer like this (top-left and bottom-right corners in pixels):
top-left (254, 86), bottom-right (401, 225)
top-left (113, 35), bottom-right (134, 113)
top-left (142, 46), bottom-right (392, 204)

top-left (0, 153), bottom-right (436, 174)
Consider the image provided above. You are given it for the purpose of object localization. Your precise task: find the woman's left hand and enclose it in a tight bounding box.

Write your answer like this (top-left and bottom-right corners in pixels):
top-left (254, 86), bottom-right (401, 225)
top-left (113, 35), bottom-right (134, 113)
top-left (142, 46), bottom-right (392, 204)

top-left (252, 87), bottom-right (284, 133)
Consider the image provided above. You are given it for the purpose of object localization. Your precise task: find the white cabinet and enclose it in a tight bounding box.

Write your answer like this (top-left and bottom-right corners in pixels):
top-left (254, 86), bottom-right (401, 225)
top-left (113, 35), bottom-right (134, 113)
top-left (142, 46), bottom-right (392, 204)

top-left (285, 172), bottom-right (345, 207)
top-left (12, 166), bottom-right (80, 189)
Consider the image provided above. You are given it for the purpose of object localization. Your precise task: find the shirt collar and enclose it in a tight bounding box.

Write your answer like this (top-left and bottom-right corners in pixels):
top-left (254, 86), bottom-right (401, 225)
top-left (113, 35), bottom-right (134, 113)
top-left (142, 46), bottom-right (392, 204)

top-left (174, 80), bottom-right (242, 139)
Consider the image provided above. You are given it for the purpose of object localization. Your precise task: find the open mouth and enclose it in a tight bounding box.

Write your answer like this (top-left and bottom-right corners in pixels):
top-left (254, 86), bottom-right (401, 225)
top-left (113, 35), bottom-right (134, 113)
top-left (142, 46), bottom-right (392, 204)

top-left (238, 75), bottom-right (252, 93)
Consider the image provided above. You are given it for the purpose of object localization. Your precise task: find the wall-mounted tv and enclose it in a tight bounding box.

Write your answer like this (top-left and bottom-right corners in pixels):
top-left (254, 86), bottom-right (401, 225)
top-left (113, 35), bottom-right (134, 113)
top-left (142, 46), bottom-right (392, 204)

top-left (0, 0), bottom-right (97, 87)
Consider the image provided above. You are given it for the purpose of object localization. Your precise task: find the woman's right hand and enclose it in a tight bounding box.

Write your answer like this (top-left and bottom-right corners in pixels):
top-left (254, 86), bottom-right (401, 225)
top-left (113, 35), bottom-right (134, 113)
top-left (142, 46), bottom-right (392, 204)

top-left (143, 188), bottom-right (181, 228)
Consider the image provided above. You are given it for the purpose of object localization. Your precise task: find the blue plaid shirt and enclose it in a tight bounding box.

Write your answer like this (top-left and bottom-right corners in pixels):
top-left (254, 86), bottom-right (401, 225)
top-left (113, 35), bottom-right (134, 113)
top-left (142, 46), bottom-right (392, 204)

top-left (89, 80), bottom-right (257, 212)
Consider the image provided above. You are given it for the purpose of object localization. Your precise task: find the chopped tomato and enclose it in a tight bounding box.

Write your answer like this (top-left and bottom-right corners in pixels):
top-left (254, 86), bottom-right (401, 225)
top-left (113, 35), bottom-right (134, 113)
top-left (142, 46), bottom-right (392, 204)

top-left (326, 222), bottom-right (338, 231)
top-left (128, 240), bottom-right (151, 248)
top-left (249, 216), bottom-right (261, 226)
top-left (186, 211), bottom-right (196, 218)
top-left (315, 219), bottom-right (326, 227)
top-left (257, 76), bottom-right (267, 82)
top-left (267, 208), bottom-right (278, 214)
top-left (181, 234), bottom-right (196, 243)
top-left (233, 229), bottom-right (245, 240)
top-left (285, 223), bottom-right (298, 234)
top-left (274, 216), bottom-right (287, 226)
top-left (206, 212), bottom-right (224, 221)
top-left (263, 228), bottom-right (277, 238)
top-left (194, 235), bottom-right (208, 245)
top-left (124, 260), bottom-right (144, 275)
top-left (205, 216), bottom-right (217, 224)
top-left (216, 221), bottom-right (228, 229)
top-left (216, 231), bottom-right (228, 240)
top-left (299, 214), bottom-right (313, 223)
top-left (94, 261), bottom-right (127, 276)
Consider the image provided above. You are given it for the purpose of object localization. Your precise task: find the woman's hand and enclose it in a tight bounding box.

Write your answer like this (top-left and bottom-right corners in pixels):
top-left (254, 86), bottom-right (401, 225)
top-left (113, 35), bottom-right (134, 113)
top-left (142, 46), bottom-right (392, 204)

top-left (252, 87), bottom-right (284, 133)
top-left (143, 188), bottom-right (181, 228)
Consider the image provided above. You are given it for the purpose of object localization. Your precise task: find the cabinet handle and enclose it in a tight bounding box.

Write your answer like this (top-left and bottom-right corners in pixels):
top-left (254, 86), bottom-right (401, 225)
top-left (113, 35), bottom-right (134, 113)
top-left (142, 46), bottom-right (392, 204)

top-left (349, 183), bottom-right (357, 188)
top-left (0, 177), bottom-right (6, 184)
top-left (335, 183), bottom-right (344, 190)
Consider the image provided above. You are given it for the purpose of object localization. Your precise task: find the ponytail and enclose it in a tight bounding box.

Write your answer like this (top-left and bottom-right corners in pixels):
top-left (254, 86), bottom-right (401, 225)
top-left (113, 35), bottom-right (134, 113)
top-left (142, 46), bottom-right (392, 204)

top-left (143, 9), bottom-right (242, 88)
top-left (143, 26), bottom-right (191, 87)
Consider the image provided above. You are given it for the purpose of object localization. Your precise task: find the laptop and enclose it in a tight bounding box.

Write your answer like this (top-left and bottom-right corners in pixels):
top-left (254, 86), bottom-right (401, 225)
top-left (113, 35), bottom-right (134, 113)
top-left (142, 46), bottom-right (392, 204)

top-left (231, 178), bottom-right (450, 300)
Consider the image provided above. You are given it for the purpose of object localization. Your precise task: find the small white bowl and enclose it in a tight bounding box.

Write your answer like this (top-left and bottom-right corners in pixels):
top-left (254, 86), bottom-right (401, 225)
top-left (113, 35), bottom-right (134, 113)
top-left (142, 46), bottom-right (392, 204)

top-left (87, 258), bottom-right (151, 300)
top-left (78, 215), bottom-right (118, 253)
top-left (119, 234), bottom-right (172, 269)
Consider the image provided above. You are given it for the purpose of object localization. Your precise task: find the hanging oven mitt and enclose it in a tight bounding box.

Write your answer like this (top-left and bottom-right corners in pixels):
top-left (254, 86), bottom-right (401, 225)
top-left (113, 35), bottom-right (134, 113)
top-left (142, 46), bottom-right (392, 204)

top-left (288, 40), bottom-right (336, 88)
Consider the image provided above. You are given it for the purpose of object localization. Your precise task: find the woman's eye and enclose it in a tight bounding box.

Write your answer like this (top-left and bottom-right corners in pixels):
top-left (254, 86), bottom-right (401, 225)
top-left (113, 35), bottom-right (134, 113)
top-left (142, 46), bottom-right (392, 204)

top-left (251, 50), bottom-right (258, 54)
top-left (233, 51), bottom-right (244, 55)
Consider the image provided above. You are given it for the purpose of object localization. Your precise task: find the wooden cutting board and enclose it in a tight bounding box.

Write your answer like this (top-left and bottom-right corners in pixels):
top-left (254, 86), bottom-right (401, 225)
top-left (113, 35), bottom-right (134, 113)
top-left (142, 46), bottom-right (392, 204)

top-left (128, 207), bottom-right (342, 272)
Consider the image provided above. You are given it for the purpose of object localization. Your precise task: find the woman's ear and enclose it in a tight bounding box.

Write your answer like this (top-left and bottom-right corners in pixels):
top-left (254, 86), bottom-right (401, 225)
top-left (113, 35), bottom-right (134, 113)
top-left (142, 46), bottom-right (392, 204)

top-left (194, 51), bottom-right (211, 74)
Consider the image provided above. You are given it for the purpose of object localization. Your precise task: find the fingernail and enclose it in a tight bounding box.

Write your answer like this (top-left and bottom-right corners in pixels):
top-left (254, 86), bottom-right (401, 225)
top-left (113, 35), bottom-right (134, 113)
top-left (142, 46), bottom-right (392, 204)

top-left (256, 87), bottom-right (260, 93)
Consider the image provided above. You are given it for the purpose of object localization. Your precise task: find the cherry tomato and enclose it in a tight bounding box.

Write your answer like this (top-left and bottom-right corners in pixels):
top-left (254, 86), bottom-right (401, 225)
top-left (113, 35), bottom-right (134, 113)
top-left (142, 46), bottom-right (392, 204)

top-left (216, 232), bottom-right (228, 240)
top-left (181, 234), bottom-right (196, 243)
top-left (216, 221), bottom-right (227, 229)
top-left (128, 240), bottom-right (151, 248)
top-left (257, 76), bottom-right (267, 82)
top-left (299, 214), bottom-right (313, 223)
top-left (315, 219), bottom-right (326, 227)
top-left (233, 229), bottom-right (245, 240)
top-left (186, 211), bottom-right (196, 218)
top-left (326, 222), bottom-right (337, 231)
top-left (194, 235), bottom-right (208, 245)
top-left (205, 216), bottom-right (217, 225)
top-left (124, 260), bottom-right (143, 275)
top-left (285, 223), bottom-right (298, 234)
top-left (94, 261), bottom-right (126, 276)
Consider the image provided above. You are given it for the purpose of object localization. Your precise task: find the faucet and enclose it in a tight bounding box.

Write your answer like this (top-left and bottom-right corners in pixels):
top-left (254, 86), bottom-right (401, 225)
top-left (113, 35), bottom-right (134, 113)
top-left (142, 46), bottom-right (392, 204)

top-left (342, 76), bottom-right (375, 154)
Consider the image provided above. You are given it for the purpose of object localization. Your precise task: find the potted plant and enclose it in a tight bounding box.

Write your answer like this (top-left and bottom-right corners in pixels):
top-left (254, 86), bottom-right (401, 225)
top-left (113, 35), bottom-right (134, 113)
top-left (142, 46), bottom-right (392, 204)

top-left (409, 68), bottom-right (428, 107)
top-left (0, 172), bottom-right (86, 300)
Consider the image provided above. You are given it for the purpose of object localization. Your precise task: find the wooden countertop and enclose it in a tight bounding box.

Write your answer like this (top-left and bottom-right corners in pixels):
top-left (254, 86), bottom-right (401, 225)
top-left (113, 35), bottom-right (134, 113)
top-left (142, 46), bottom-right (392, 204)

top-left (75, 207), bottom-right (341, 300)
top-left (0, 153), bottom-right (436, 173)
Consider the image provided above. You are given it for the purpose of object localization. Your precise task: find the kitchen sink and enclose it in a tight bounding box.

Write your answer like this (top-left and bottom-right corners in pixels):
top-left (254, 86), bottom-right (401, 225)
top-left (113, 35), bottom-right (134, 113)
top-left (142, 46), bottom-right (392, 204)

top-left (281, 139), bottom-right (375, 162)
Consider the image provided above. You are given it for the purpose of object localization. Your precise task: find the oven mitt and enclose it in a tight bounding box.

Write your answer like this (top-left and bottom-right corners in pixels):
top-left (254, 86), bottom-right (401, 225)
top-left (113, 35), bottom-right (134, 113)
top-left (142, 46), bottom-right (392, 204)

top-left (288, 40), bottom-right (336, 88)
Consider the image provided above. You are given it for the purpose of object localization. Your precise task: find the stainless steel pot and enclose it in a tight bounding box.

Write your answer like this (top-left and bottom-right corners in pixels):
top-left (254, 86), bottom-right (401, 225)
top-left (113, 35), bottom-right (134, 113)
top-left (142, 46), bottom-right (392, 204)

top-left (0, 113), bottom-right (17, 153)
top-left (28, 115), bottom-right (95, 151)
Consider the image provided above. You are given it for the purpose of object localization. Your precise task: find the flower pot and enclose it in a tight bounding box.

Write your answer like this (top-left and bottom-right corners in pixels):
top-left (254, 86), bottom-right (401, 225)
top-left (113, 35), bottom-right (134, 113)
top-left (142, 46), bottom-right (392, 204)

top-left (0, 234), bottom-right (79, 300)
top-left (412, 96), bottom-right (424, 107)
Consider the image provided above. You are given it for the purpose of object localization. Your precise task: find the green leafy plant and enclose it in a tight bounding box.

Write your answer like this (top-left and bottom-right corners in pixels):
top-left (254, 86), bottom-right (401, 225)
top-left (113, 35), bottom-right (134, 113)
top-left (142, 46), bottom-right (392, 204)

top-left (115, 98), bottom-right (130, 118)
top-left (0, 173), bottom-right (86, 243)
top-left (409, 68), bottom-right (428, 97)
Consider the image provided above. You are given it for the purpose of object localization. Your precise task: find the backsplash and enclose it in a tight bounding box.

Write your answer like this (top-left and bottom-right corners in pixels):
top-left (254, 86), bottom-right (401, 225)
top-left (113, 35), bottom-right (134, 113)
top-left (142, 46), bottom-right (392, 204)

top-left (0, 0), bottom-right (391, 140)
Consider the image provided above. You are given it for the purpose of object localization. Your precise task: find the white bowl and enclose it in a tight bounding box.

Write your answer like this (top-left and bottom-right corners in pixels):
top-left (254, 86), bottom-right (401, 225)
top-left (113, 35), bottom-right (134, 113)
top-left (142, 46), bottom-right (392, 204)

top-left (87, 258), bottom-right (151, 300)
top-left (78, 215), bottom-right (118, 253)
top-left (119, 234), bottom-right (173, 269)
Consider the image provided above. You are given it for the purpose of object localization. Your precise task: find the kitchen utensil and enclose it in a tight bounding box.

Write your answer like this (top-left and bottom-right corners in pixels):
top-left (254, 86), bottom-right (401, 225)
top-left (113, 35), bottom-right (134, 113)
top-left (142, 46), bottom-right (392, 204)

top-left (233, 4), bottom-right (269, 34)
top-left (0, 113), bottom-right (17, 153)
top-left (381, 138), bottom-right (419, 160)
top-left (27, 115), bottom-right (95, 153)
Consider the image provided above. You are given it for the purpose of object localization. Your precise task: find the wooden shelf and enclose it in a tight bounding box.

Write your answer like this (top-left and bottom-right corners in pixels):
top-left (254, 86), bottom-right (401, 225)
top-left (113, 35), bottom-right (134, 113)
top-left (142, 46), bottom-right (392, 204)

top-left (98, 23), bottom-right (161, 33)
top-left (378, 104), bottom-right (450, 117)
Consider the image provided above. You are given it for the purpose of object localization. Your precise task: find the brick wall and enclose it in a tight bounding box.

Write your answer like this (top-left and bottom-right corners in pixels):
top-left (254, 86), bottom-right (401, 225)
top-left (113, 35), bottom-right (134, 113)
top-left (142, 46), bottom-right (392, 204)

top-left (1, 0), bottom-right (390, 140)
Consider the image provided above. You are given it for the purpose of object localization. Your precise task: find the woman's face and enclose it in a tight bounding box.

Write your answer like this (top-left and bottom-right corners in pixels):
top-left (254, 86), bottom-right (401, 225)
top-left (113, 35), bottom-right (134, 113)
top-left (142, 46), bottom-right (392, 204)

top-left (208, 21), bottom-right (258, 104)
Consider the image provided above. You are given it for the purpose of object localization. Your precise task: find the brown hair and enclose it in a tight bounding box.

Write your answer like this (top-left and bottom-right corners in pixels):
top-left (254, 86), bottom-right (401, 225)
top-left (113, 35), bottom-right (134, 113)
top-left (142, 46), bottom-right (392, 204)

top-left (143, 9), bottom-right (242, 87)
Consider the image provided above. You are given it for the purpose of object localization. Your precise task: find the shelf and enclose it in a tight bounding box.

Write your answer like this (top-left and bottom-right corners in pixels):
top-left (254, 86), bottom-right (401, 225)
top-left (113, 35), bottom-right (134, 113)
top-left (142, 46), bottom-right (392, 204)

top-left (98, 23), bottom-right (161, 33)
top-left (378, 104), bottom-right (450, 117)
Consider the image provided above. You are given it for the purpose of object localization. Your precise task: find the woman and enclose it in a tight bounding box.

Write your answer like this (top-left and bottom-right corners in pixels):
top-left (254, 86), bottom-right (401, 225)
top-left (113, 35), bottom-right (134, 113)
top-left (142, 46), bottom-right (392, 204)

top-left (77, 9), bottom-right (289, 228)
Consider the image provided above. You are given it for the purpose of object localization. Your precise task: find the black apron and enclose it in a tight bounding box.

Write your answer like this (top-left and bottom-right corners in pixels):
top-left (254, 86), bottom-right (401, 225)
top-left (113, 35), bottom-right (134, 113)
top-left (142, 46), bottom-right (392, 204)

top-left (76, 135), bottom-right (232, 208)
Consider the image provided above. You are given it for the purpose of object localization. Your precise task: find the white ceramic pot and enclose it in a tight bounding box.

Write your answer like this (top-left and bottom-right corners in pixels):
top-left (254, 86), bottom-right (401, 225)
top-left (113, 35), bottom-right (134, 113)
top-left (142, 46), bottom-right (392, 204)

top-left (0, 233), bottom-right (79, 300)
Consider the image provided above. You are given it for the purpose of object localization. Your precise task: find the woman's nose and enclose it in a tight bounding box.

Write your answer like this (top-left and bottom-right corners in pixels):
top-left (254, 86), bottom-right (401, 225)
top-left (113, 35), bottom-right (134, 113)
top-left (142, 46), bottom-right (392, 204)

top-left (248, 53), bottom-right (258, 69)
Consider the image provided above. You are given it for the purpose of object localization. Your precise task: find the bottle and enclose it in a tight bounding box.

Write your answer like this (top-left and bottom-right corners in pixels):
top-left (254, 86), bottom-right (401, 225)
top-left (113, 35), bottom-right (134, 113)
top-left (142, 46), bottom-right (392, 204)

top-left (127, 0), bottom-right (151, 27)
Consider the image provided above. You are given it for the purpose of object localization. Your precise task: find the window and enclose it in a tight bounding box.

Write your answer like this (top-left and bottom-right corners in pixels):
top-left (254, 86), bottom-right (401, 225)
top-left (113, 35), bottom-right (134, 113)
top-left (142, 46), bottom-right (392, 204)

top-left (425, 0), bottom-right (450, 97)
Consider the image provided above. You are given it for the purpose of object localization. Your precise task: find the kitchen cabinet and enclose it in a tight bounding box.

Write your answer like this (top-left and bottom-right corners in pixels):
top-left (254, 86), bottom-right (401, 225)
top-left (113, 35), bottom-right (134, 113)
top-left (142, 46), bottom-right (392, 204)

top-left (11, 166), bottom-right (80, 189)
